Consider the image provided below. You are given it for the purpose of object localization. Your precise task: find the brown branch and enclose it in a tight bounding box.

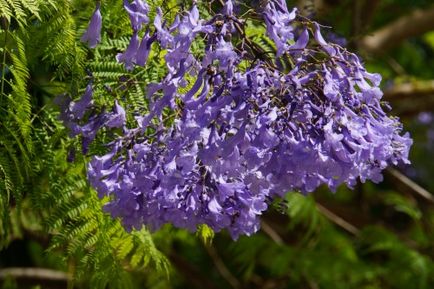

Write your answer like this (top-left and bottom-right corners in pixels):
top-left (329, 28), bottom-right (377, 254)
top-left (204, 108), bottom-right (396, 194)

top-left (296, 0), bottom-right (341, 17)
top-left (349, 0), bottom-right (380, 42)
top-left (316, 203), bottom-right (360, 235)
top-left (383, 80), bottom-right (434, 116)
top-left (304, 273), bottom-right (320, 289)
top-left (360, 5), bottom-right (434, 54)
top-left (263, 201), bottom-right (361, 243)
top-left (0, 267), bottom-right (71, 282)
top-left (261, 221), bottom-right (284, 245)
top-left (352, 0), bottom-right (364, 39)
top-left (297, 0), bottom-right (318, 17)
top-left (385, 57), bottom-right (407, 76)
top-left (204, 245), bottom-right (241, 289)
top-left (360, 0), bottom-right (381, 32)
top-left (384, 80), bottom-right (434, 100)
top-left (386, 168), bottom-right (434, 204)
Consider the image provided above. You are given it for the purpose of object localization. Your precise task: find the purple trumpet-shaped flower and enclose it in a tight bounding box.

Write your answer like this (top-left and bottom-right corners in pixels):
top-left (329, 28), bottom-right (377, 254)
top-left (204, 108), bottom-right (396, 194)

top-left (106, 100), bottom-right (126, 128)
top-left (222, 0), bottom-right (234, 15)
top-left (81, 3), bottom-right (102, 48)
top-left (154, 8), bottom-right (174, 48)
top-left (116, 31), bottom-right (140, 70)
top-left (69, 83), bottom-right (93, 120)
top-left (124, 0), bottom-right (150, 31)
top-left (263, 1), bottom-right (297, 56)
top-left (57, 83), bottom-right (94, 137)
top-left (136, 32), bottom-right (156, 66)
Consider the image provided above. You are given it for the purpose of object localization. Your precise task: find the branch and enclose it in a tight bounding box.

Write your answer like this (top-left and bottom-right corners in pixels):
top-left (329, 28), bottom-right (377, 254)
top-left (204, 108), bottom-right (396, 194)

top-left (386, 168), bottom-right (434, 204)
top-left (204, 245), bottom-right (241, 289)
top-left (316, 203), bottom-right (360, 235)
top-left (296, 0), bottom-right (318, 17)
top-left (360, 0), bottom-right (381, 32)
top-left (360, 5), bottom-right (434, 54)
top-left (0, 267), bottom-right (70, 282)
top-left (217, 0), bottom-right (277, 69)
top-left (384, 80), bottom-right (434, 100)
top-left (383, 80), bottom-right (434, 117)
top-left (261, 220), bottom-right (284, 245)
top-left (351, 0), bottom-right (364, 39)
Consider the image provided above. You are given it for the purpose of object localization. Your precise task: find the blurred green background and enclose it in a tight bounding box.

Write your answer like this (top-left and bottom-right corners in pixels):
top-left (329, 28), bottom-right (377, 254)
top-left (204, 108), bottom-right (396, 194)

top-left (1, 0), bottom-right (434, 288)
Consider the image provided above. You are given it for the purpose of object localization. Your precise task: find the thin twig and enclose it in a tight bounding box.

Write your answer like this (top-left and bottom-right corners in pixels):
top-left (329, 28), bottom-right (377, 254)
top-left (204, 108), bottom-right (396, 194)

top-left (316, 203), bottom-right (360, 235)
top-left (204, 244), bottom-right (241, 289)
top-left (217, 0), bottom-right (276, 69)
top-left (385, 56), bottom-right (407, 76)
top-left (304, 273), bottom-right (320, 289)
top-left (261, 221), bottom-right (284, 245)
top-left (386, 168), bottom-right (434, 204)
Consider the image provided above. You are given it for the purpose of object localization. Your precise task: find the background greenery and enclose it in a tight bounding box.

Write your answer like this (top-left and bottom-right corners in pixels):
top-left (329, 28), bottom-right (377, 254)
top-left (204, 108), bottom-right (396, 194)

top-left (1, 0), bottom-right (434, 288)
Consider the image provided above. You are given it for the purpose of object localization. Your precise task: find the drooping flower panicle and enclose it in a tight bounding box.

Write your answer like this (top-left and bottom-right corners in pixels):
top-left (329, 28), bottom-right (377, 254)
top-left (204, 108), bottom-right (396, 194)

top-left (68, 0), bottom-right (412, 239)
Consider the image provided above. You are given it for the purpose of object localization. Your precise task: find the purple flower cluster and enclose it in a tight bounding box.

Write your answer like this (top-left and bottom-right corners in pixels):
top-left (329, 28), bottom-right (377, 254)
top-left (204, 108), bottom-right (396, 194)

top-left (67, 0), bottom-right (412, 239)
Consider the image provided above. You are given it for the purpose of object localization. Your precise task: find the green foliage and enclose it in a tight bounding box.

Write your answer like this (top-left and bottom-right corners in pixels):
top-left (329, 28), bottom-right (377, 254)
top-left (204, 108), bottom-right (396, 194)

top-left (0, 0), bottom-right (47, 26)
top-left (0, 0), bottom-right (169, 286)
top-left (0, 0), bottom-right (46, 248)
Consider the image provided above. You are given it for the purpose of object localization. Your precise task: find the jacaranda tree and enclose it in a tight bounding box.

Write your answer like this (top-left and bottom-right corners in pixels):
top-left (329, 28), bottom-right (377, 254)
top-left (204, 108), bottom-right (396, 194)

top-left (1, 1), bottom-right (434, 288)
